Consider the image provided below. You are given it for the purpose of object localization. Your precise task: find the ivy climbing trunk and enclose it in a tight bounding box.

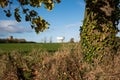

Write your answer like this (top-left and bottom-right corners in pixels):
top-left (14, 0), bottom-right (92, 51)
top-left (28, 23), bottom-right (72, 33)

top-left (80, 0), bottom-right (119, 62)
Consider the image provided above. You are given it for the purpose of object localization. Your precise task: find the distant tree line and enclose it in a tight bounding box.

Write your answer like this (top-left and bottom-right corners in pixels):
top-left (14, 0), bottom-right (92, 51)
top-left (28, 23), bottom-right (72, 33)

top-left (0, 38), bottom-right (25, 43)
top-left (0, 38), bottom-right (35, 43)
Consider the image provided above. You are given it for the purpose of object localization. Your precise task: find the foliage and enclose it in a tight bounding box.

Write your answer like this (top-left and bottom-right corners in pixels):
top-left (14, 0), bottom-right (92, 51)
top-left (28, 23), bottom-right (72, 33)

top-left (0, 39), bottom-right (26, 43)
top-left (80, 0), bottom-right (120, 63)
top-left (0, 0), bottom-right (61, 33)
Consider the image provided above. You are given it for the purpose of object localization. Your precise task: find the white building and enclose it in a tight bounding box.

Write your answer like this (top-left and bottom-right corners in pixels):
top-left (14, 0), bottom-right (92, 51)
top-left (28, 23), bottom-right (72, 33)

top-left (57, 37), bottom-right (65, 43)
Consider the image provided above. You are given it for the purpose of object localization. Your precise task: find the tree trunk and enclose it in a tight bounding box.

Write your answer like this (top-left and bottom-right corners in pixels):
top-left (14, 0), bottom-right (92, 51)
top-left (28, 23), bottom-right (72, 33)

top-left (80, 0), bottom-right (119, 63)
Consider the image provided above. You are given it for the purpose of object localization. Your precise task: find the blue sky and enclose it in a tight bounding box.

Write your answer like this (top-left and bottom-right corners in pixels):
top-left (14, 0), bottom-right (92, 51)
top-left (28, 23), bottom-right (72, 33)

top-left (0, 0), bottom-right (119, 43)
top-left (0, 0), bottom-right (86, 42)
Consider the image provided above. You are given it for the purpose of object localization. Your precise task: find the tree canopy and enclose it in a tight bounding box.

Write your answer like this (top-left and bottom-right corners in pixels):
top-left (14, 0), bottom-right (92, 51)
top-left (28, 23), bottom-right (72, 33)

top-left (0, 0), bottom-right (60, 33)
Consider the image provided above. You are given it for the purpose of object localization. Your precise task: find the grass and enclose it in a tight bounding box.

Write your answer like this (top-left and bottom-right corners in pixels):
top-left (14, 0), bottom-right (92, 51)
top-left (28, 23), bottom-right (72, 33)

top-left (0, 43), bottom-right (62, 54)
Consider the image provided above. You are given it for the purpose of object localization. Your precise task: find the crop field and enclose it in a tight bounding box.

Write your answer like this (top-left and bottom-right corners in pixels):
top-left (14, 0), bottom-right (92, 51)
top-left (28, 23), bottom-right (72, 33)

top-left (0, 43), bottom-right (62, 54)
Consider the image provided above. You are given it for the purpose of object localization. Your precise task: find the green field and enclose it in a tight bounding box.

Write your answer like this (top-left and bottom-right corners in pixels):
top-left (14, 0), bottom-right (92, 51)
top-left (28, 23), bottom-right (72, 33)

top-left (0, 43), bottom-right (62, 53)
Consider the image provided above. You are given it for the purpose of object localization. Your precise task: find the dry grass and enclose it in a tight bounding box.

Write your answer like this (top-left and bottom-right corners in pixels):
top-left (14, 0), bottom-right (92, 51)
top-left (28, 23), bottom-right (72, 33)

top-left (0, 43), bottom-right (120, 80)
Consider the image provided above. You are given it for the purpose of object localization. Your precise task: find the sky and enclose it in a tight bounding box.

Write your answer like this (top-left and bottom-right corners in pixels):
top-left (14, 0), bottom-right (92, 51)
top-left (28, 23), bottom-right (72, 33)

top-left (0, 0), bottom-right (86, 43)
top-left (0, 0), bottom-right (119, 43)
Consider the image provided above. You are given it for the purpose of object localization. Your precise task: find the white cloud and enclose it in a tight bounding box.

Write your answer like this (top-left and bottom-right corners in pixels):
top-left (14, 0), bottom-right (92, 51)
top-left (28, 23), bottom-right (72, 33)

top-left (0, 20), bottom-right (32, 34)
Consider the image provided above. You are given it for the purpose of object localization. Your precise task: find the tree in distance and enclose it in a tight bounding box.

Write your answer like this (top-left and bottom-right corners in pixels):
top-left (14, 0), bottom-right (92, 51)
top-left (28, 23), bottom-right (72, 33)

top-left (69, 38), bottom-right (74, 43)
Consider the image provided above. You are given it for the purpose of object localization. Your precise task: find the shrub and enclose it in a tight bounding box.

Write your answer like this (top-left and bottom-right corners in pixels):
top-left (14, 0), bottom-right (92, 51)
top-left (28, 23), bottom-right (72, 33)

top-left (0, 43), bottom-right (120, 80)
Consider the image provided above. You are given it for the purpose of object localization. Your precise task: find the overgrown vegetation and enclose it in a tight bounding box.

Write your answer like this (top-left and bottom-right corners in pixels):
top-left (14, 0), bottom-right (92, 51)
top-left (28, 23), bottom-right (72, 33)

top-left (0, 39), bottom-right (120, 80)
top-left (80, 0), bottom-right (120, 63)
